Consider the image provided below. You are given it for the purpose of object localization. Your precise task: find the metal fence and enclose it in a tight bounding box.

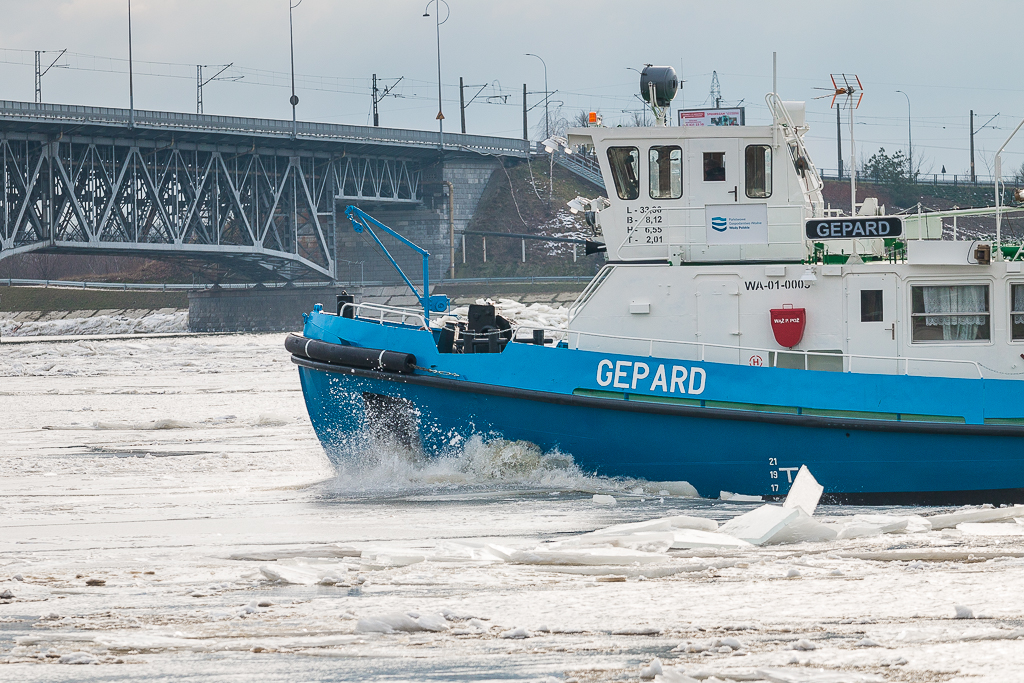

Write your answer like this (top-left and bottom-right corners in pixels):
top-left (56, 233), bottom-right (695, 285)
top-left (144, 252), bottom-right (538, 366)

top-left (818, 169), bottom-right (1019, 187)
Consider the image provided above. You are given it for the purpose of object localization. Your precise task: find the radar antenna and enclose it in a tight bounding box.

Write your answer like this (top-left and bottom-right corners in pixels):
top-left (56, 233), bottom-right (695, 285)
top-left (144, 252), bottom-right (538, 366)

top-left (815, 74), bottom-right (863, 216)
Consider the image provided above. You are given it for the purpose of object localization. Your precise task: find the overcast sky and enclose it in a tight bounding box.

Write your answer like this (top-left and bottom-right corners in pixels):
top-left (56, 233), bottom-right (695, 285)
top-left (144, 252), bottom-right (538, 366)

top-left (2, 0), bottom-right (1023, 178)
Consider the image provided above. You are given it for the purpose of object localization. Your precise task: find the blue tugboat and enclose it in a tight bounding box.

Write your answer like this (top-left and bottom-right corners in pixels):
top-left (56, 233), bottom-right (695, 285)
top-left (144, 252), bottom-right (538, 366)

top-left (287, 68), bottom-right (1024, 504)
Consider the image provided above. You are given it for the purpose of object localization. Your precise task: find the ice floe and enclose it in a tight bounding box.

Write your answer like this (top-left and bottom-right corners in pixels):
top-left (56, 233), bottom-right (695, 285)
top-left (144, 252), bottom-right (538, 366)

top-left (923, 505), bottom-right (1024, 529)
top-left (355, 612), bottom-right (449, 633)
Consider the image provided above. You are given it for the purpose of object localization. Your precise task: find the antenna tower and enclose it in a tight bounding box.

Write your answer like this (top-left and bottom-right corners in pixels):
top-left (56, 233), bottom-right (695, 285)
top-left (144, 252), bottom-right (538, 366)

top-left (709, 71), bottom-right (721, 108)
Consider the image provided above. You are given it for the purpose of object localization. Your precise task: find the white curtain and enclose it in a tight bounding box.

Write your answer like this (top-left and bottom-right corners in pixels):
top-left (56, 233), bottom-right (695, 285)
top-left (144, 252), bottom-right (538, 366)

top-left (922, 285), bottom-right (987, 340)
top-left (1015, 285), bottom-right (1024, 325)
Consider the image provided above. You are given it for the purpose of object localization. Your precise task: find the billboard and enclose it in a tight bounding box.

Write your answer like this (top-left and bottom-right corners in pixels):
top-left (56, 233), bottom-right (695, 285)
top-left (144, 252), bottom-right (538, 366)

top-left (679, 107), bottom-right (745, 127)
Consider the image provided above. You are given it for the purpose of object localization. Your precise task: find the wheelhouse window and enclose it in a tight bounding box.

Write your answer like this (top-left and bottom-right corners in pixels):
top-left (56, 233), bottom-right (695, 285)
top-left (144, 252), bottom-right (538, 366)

top-left (649, 145), bottom-right (681, 199)
top-left (911, 285), bottom-right (990, 342)
top-left (745, 145), bottom-right (772, 198)
top-left (703, 152), bottom-right (726, 182)
top-left (607, 146), bottom-right (639, 200)
top-left (1013, 284), bottom-right (1024, 340)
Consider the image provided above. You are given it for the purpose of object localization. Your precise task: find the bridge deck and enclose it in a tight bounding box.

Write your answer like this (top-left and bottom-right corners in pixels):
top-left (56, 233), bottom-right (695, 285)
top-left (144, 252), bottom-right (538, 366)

top-left (0, 101), bottom-right (530, 160)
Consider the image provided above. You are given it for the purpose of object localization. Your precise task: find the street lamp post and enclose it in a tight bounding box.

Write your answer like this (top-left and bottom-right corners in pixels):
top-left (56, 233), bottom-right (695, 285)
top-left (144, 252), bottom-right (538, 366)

top-left (127, 0), bottom-right (135, 129)
top-left (289, 0), bottom-right (302, 139)
top-left (525, 53), bottom-right (548, 140)
top-left (423, 1), bottom-right (450, 150)
top-left (896, 90), bottom-right (911, 180)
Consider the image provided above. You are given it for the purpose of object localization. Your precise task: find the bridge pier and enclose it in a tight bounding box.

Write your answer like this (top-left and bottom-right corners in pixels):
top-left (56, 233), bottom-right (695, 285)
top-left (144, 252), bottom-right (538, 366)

top-left (335, 156), bottom-right (500, 286)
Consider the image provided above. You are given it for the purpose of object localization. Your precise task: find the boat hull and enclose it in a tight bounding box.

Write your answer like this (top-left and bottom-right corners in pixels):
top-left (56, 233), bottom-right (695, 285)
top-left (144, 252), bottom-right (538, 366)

top-left (294, 355), bottom-right (1024, 504)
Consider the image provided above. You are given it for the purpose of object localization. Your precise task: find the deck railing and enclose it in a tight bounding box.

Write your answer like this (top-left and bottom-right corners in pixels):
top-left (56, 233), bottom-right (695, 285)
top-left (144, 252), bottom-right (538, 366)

top-left (342, 300), bottom-right (988, 380)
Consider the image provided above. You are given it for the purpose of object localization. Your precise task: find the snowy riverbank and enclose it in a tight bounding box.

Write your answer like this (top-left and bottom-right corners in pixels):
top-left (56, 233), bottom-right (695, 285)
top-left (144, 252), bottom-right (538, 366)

top-left (1, 310), bottom-right (188, 338)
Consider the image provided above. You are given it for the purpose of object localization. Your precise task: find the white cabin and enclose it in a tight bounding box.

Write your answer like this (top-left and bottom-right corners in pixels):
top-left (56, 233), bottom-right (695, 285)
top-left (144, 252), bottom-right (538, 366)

top-left (565, 96), bottom-right (1024, 381)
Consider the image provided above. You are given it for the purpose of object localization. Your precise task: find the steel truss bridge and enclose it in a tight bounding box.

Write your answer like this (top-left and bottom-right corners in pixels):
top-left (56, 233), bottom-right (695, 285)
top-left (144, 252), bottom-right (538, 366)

top-left (0, 101), bottom-right (529, 281)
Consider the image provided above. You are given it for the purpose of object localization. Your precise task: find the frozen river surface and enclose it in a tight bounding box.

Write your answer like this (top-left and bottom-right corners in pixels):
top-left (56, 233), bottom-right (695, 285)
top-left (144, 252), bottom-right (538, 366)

top-left (4, 333), bottom-right (1024, 682)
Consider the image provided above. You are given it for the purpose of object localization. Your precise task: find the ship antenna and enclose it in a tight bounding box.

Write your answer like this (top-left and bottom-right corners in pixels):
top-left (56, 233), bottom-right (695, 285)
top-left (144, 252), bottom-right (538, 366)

top-left (814, 73), bottom-right (863, 216)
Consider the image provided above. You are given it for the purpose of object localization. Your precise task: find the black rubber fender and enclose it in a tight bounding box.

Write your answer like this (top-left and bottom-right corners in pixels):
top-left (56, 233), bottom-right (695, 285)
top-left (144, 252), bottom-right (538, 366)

top-left (285, 333), bottom-right (416, 374)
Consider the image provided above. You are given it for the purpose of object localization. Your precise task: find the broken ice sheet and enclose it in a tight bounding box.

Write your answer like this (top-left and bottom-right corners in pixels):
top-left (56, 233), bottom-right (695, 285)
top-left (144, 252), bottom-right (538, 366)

top-left (507, 546), bottom-right (669, 565)
top-left (259, 561), bottom-right (350, 586)
top-left (718, 505), bottom-right (799, 545)
top-left (782, 465), bottom-right (824, 516)
top-left (355, 612), bottom-right (449, 633)
top-left (924, 505), bottom-right (1024, 530)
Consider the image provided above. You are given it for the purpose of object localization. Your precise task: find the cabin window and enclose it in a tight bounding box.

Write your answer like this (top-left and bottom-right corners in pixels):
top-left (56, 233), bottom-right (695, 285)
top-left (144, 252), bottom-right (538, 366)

top-left (745, 145), bottom-right (772, 198)
top-left (911, 285), bottom-right (990, 342)
top-left (607, 146), bottom-right (640, 200)
top-left (1012, 284), bottom-right (1024, 340)
top-left (703, 152), bottom-right (726, 182)
top-left (649, 146), bottom-right (682, 199)
top-left (860, 290), bottom-right (883, 322)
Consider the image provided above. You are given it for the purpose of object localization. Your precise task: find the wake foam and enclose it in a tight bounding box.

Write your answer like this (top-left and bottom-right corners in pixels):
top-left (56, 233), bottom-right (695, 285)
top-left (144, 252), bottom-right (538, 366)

top-left (323, 433), bottom-right (692, 499)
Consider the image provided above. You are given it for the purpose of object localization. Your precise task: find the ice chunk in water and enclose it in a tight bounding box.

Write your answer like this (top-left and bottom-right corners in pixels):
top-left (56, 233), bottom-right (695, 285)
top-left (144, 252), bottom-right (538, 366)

top-left (670, 529), bottom-right (752, 550)
top-left (355, 611), bottom-right (449, 633)
top-left (719, 491), bottom-right (763, 502)
top-left (834, 513), bottom-right (929, 538)
top-left (259, 563), bottom-right (349, 586)
top-left (783, 465), bottom-right (823, 516)
top-left (653, 669), bottom-right (700, 683)
top-left (639, 657), bottom-right (663, 679)
top-left (720, 505), bottom-right (835, 546)
top-left (954, 604), bottom-right (975, 619)
top-left (58, 651), bottom-right (98, 665)
top-left (925, 506), bottom-right (1024, 530)
top-left (719, 505), bottom-right (799, 545)
top-left (754, 668), bottom-right (884, 682)
top-left (556, 531), bottom-right (674, 553)
top-left (587, 514), bottom-right (718, 536)
top-left (508, 547), bottom-right (668, 566)
top-left (767, 510), bottom-right (837, 545)
top-left (592, 494), bottom-right (617, 506)
top-left (655, 481), bottom-right (700, 498)
top-left (499, 627), bottom-right (530, 639)
top-left (957, 522), bottom-right (1024, 536)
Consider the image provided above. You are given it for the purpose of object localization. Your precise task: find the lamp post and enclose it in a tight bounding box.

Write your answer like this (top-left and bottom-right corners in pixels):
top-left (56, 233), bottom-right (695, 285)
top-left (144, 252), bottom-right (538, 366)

top-left (289, 0), bottom-right (302, 139)
top-left (525, 53), bottom-right (548, 140)
top-left (896, 90), bottom-right (911, 180)
top-left (127, 0), bottom-right (134, 129)
top-left (423, 0), bottom-right (450, 150)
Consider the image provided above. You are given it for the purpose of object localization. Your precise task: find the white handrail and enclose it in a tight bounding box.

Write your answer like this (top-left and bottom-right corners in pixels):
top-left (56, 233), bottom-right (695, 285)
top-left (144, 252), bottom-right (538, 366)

top-left (511, 323), bottom-right (984, 379)
top-left (347, 301), bottom-right (427, 328)
top-left (338, 303), bottom-right (986, 380)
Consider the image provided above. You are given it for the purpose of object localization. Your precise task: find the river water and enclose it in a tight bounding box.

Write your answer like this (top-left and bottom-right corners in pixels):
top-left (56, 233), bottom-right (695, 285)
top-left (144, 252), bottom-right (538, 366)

top-left (3, 332), bottom-right (1024, 682)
